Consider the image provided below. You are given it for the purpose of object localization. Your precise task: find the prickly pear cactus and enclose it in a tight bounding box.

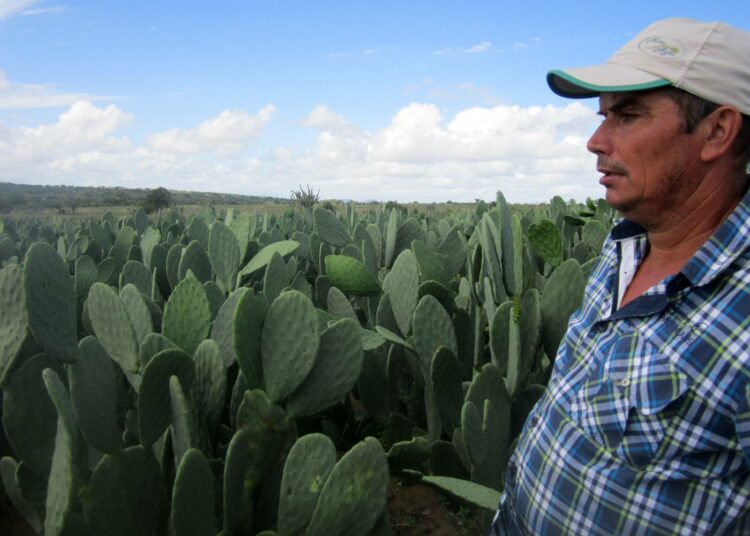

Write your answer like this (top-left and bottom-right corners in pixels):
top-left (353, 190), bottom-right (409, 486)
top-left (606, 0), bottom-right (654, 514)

top-left (208, 219), bottom-right (241, 292)
top-left (541, 258), bottom-right (586, 360)
top-left (0, 190), bottom-right (603, 535)
top-left (170, 448), bottom-right (216, 536)
top-left (286, 318), bottom-right (363, 418)
top-left (305, 437), bottom-right (390, 536)
top-left (24, 242), bottom-right (79, 364)
top-left (68, 336), bottom-right (121, 453)
top-left (87, 282), bottom-right (140, 372)
top-left (178, 240), bottom-right (213, 284)
top-left (163, 273), bottom-right (211, 355)
top-left (239, 240), bottom-right (299, 277)
top-left (2, 353), bottom-right (64, 477)
top-left (527, 219), bottom-right (563, 267)
top-left (0, 263), bottom-right (29, 385)
top-left (324, 255), bottom-right (382, 296)
top-left (82, 446), bottom-right (166, 536)
top-left (138, 348), bottom-right (195, 446)
top-left (260, 290), bottom-right (320, 403)
top-left (277, 433), bottom-right (337, 536)
top-left (383, 250), bottom-right (419, 337)
top-left (314, 207), bottom-right (351, 247)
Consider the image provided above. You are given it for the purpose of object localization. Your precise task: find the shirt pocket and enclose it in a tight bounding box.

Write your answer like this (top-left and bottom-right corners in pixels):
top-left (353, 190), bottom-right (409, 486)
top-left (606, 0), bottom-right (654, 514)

top-left (569, 335), bottom-right (690, 467)
top-left (613, 350), bottom-right (690, 466)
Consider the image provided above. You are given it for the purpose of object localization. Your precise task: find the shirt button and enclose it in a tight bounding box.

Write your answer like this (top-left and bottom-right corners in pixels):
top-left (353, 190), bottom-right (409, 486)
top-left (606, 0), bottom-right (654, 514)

top-left (619, 378), bottom-right (630, 387)
top-left (529, 415), bottom-right (540, 428)
top-left (507, 462), bottom-right (517, 487)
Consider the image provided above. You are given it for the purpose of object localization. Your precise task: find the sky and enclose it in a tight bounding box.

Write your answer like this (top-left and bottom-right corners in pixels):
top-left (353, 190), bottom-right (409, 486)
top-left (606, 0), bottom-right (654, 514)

top-left (1, 1), bottom-right (748, 204)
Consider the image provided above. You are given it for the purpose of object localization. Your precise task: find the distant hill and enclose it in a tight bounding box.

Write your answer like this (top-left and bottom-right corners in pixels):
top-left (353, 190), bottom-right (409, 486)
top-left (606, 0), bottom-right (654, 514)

top-left (0, 182), bottom-right (286, 214)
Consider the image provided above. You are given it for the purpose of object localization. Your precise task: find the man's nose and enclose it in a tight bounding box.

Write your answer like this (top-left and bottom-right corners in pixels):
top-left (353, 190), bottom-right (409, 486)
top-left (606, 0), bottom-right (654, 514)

top-left (586, 123), bottom-right (610, 155)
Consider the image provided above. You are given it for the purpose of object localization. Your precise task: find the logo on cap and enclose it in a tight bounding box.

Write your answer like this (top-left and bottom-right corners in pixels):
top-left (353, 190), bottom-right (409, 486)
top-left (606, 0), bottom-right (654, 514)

top-left (638, 36), bottom-right (685, 58)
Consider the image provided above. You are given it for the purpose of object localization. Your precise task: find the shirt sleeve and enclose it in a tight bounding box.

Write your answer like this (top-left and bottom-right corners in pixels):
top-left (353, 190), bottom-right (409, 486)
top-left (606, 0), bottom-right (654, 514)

top-left (734, 381), bottom-right (750, 464)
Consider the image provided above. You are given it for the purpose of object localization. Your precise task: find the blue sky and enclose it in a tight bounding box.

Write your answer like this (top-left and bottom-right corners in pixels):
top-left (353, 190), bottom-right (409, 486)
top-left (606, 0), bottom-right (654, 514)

top-left (1, 1), bottom-right (748, 203)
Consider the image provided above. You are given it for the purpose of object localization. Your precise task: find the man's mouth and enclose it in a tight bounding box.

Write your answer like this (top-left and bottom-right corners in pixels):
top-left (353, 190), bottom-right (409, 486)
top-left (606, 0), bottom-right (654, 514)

top-left (597, 161), bottom-right (627, 185)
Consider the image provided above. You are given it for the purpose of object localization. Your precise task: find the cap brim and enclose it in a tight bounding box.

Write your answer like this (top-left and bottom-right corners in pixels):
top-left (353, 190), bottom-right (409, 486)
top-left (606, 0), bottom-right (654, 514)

top-left (547, 64), bottom-right (671, 98)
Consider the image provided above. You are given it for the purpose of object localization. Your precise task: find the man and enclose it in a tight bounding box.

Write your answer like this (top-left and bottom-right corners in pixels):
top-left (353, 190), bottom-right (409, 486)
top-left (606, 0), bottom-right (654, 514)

top-left (492, 18), bottom-right (750, 535)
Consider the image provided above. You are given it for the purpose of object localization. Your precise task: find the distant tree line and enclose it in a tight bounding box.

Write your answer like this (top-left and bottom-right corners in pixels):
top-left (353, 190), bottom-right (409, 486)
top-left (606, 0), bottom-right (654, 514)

top-left (0, 182), bottom-right (286, 214)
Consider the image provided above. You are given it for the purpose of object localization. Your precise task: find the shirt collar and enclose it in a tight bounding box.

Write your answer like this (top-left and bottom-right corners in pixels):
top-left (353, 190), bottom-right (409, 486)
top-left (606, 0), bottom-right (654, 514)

top-left (607, 179), bottom-right (750, 289)
top-left (681, 183), bottom-right (750, 286)
top-left (610, 218), bottom-right (646, 241)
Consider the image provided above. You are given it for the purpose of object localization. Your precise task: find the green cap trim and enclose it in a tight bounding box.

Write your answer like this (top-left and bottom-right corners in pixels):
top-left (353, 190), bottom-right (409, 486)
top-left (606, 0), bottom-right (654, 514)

top-left (547, 69), bottom-right (672, 98)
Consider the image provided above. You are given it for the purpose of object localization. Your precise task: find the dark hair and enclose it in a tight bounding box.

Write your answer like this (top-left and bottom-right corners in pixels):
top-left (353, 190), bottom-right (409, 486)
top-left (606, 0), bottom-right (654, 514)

top-left (660, 86), bottom-right (750, 166)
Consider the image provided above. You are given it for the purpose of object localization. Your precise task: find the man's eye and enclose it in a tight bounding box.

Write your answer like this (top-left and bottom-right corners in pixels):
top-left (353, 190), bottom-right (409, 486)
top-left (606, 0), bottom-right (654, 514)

top-left (619, 112), bottom-right (638, 121)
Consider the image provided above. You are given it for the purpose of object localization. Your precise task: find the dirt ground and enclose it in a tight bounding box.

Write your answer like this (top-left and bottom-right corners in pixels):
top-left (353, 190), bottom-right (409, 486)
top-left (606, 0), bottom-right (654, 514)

top-left (0, 496), bottom-right (35, 536)
top-left (386, 478), bottom-right (484, 535)
top-left (1, 478), bottom-right (485, 535)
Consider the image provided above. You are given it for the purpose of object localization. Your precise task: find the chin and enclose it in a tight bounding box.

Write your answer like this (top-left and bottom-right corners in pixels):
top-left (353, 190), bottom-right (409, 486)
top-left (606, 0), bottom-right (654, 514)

top-left (604, 192), bottom-right (640, 221)
top-left (603, 191), bottom-right (625, 211)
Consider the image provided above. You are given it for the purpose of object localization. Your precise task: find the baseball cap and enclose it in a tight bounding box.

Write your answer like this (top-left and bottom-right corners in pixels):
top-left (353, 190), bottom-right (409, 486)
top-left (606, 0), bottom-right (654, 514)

top-left (547, 18), bottom-right (750, 116)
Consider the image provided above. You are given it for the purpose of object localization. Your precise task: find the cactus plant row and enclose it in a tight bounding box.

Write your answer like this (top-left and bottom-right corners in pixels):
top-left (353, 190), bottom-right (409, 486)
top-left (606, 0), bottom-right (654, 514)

top-left (0, 192), bottom-right (609, 534)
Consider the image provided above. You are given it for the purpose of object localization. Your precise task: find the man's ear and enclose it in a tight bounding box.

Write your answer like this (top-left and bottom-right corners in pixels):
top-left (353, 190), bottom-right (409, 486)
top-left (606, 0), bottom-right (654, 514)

top-left (700, 105), bottom-right (743, 163)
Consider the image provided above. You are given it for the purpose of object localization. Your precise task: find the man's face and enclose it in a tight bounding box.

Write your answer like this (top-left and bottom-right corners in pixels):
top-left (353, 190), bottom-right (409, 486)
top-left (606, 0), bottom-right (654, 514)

top-left (587, 90), bottom-right (704, 226)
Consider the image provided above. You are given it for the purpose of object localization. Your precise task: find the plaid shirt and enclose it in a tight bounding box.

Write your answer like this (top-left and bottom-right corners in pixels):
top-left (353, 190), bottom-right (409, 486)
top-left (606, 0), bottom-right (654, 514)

top-left (494, 185), bottom-right (750, 535)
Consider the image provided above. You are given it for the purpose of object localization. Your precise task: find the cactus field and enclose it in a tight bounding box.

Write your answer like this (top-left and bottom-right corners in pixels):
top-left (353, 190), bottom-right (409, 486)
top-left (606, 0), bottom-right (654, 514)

top-left (0, 192), bottom-right (614, 535)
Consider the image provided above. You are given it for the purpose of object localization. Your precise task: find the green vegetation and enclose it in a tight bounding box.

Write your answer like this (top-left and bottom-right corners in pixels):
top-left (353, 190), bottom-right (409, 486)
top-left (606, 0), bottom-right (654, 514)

top-left (290, 184), bottom-right (321, 209)
top-left (0, 182), bottom-right (286, 215)
top-left (142, 187), bottom-right (173, 214)
top-left (0, 192), bottom-right (614, 535)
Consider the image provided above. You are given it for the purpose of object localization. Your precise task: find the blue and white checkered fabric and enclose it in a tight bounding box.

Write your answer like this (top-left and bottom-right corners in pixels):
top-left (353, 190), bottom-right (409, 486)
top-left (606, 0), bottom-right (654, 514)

top-left (494, 184), bottom-right (750, 535)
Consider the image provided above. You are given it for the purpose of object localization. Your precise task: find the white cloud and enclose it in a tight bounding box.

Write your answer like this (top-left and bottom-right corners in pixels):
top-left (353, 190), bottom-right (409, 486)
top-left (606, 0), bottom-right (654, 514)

top-left (0, 0), bottom-right (37, 19)
top-left (0, 100), bottom-right (602, 203)
top-left (0, 0), bottom-right (64, 18)
top-left (147, 106), bottom-right (275, 156)
top-left (2, 101), bottom-right (132, 162)
top-left (465, 41), bottom-right (493, 53)
top-left (511, 37), bottom-right (542, 51)
top-left (20, 5), bottom-right (66, 15)
top-left (0, 71), bottom-right (116, 109)
top-left (435, 42), bottom-right (495, 55)
top-left (289, 101), bottom-right (600, 202)
top-left (300, 105), bottom-right (349, 130)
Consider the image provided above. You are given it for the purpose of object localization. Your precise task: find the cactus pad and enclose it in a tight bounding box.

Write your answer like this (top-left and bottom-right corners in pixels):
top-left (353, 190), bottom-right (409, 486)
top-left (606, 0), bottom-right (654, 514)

top-left (287, 318), bottom-right (363, 418)
top-left (314, 207), bottom-right (351, 247)
top-left (170, 448), bottom-right (216, 536)
top-left (163, 274), bottom-right (211, 355)
top-left (0, 263), bottom-right (28, 385)
top-left (412, 294), bottom-right (457, 375)
top-left (233, 288), bottom-right (267, 389)
top-left (239, 240), bottom-right (299, 277)
top-left (209, 220), bottom-right (240, 292)
top-left (419, 475), bottom-right (502, 512)
top-left (541, 259), bottom-right (585, 359)
top-left (324, 254), bottom-right (382, 296)
top-left (527, 219), bottom-right (563, 268)
top-left (24, 242), bottom-right (78, 364)
top-left (382, 250), bottom-right (419, 336)
top-left (87, 282), bottom-right (140, 372)
top-left (69, 336), bottom-right (121, 453)
top-left (305, 437), bottom-right (390, 536)
top-left (277, 433), bottom-right (337, 535)
top-left (138, 348), bottom-right (195, 446)
top-left (82, 446), bottom-right (166, 536)
top-left (178, 240), bottom-right (213, 284)
top-left (260, 290), bottom-right (320, 403)
top-left (2, 353), bottom-right (63, 476)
